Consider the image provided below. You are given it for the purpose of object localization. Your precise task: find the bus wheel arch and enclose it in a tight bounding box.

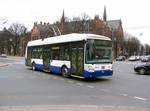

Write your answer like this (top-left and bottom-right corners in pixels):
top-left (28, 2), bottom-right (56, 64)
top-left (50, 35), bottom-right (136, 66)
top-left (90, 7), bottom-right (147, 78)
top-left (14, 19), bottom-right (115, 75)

top-left (32, 61), bottom-right (36, 71)
top-left (61, 65), bottom-right (70, 78)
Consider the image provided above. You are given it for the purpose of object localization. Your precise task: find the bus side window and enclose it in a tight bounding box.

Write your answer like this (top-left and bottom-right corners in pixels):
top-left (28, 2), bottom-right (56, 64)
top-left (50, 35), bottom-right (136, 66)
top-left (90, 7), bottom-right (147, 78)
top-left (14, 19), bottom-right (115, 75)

top-left (64, 47), bottom-right (69, 60)
top-left (52, 46), bottom-right (60, 60)
top-left (60, 45), bottom-right (69, 61)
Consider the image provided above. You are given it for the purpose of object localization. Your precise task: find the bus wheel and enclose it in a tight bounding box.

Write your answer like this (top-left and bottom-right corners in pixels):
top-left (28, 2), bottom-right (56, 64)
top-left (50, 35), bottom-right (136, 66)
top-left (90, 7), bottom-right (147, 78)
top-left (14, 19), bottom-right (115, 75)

top-left (61, 66), bottom-right (70, 78)
top-left (32, 62), bottom-right (36, 71)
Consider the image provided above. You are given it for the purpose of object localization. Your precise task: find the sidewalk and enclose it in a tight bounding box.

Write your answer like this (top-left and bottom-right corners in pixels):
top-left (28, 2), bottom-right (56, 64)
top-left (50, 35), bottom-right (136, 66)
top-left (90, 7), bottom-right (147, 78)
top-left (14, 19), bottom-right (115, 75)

top-left (7, 56), bottom-right (25, 60)
top-left (0, 105), bottom-right (149, 111)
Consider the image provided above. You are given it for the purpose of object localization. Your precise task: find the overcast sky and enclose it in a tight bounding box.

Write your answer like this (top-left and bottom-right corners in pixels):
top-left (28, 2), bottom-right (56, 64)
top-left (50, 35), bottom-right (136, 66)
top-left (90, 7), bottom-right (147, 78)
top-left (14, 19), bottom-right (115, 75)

top-left (0, 0), bottom-right (150, 45)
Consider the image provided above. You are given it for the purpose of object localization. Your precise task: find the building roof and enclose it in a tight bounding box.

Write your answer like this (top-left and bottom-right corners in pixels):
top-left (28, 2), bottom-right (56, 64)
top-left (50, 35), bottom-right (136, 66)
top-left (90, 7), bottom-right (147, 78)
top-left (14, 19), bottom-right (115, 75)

top-left (107, 20), bottom-right (121, 31)
top-left (36, 23), bottom-right (52, 33)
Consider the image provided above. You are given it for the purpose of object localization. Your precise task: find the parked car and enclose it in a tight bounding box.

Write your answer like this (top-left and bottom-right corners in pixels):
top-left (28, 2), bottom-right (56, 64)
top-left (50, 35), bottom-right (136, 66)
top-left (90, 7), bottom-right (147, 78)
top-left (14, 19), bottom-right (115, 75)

top-left (136, 56), bottom-right (140, 60)
top-left (141, 55), bottom-right (150, 62)
top-left (116, 56), bottom-right (126, 61)
top-left (0, 54), bottom-right (7, 58)
top-left (128, 56), bottom-right (137, 61)
top-left (134, 62), bottom-right (150, 74)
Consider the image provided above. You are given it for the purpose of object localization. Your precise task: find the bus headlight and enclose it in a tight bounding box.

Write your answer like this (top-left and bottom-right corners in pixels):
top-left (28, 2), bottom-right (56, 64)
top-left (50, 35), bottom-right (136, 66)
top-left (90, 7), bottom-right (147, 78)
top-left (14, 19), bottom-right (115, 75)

top-left (88, 65), bottom-right (94, 72)
top-left (108, 64), bottom-right (113, 70)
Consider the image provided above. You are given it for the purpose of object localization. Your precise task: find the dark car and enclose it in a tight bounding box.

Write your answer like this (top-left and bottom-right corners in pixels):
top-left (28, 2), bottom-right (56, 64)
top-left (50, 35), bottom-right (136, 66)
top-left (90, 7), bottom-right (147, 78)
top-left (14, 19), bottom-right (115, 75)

top-left (134, 62), bottom-right (150, 74)
top-left (116, 56), bottom-right (126, 61)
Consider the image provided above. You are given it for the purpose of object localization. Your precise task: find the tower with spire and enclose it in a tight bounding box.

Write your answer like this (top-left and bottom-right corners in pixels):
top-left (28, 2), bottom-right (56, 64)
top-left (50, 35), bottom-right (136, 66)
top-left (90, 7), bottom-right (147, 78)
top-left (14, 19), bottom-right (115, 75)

top-left (60, 9), bottom-right (65, 34)
top-left (103, 6), bottom-right (107, 22)
top-left (61, 9), bottom-right (65, 23)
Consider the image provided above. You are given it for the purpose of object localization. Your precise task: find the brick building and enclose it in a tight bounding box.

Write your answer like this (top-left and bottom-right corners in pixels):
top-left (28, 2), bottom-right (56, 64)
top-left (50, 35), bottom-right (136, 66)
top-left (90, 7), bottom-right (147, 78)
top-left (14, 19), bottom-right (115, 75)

top-left (30, 7), bottom-right (124, 58)
top-left (107, 20), bottom-right (124, 58)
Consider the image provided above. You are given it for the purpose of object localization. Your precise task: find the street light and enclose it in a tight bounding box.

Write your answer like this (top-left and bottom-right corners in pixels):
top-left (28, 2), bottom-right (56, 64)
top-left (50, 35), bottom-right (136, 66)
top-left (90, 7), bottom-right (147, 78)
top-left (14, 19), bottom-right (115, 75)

top-left (111, 28), bottom-right (116, 60)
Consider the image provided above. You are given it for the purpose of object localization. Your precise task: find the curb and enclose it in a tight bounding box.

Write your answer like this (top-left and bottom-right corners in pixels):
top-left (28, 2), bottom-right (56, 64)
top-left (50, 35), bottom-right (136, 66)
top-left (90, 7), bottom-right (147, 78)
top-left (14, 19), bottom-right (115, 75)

top-left (0, 64), bottom-right (9, 67)
top-left (0, 105), bottom-right (149, 111)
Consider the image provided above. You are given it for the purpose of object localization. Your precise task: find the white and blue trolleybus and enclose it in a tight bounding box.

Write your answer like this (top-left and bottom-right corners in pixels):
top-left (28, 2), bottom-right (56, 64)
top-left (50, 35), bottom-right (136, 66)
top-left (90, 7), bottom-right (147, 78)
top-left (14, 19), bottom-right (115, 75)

top-left (25, 33), bottom-right (113, 78)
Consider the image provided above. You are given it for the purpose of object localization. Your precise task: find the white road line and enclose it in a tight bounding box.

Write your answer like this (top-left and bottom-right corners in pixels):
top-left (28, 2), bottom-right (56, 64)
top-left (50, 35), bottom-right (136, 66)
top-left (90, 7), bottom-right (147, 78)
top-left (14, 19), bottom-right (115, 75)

top-left (134, 96), bottom-right (147, 101)
top-left (67, 80), bottom-right (74, 83)
top-left (120, 93), bottom-right (128, 96)
top-left (0, 64), bottom-right (9, 67)
top-left (76, 83), bottom-right (83, 86)
top-left (87, 85), bottom-right (95, 88)
top-left (79, 105), bottom-right (99, 108)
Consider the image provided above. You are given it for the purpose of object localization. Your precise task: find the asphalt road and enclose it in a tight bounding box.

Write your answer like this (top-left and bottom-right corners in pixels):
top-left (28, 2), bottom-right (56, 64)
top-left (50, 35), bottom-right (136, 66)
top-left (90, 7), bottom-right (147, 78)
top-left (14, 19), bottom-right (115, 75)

top-left (0, 56), bottom-right (150, 110)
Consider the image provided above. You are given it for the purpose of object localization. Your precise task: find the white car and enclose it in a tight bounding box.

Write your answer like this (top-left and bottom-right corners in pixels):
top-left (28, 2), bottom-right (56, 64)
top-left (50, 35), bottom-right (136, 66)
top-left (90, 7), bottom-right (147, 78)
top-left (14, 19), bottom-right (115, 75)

top-left (129, 56), bottom-right (137, 61)
top-left (141, 56), bottom-right (150, 62)
top-left (0, 54), bottom-right (7, 58)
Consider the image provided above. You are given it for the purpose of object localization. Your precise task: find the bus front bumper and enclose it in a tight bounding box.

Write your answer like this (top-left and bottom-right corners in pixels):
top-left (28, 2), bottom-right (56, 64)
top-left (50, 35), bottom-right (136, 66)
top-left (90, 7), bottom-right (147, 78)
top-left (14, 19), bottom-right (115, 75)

top-left (83, 70), bottom-right (113, 78)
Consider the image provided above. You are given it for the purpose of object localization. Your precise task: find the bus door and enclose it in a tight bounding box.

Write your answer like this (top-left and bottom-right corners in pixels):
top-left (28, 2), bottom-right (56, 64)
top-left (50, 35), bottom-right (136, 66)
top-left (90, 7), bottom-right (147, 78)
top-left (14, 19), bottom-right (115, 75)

top-left (43, 46), bottom-right (51, 72)
top-left (26, 47), bottom-right (32, 66)
top-left (71, 43), bottom-right (84, 77)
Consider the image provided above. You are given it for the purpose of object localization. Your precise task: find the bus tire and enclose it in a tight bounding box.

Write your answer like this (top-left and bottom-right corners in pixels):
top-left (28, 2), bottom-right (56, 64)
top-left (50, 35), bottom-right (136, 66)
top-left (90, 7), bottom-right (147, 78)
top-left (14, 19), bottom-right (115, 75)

top-left (61, 66), bottom-right (70, 78)
top-left (32, 62), bottom-right (36, 71)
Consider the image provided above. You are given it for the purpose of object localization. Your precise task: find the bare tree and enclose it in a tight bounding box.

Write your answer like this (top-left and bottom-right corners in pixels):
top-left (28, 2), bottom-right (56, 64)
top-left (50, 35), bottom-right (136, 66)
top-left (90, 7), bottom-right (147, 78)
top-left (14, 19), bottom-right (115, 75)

top-left (81, 13), bottom-right (90, 21)
top-left (8, 23), bottom-right (27, 55)
top-left (81, 13), bottom-right (90, 33)
top-left (144, 44), bottom-right (150, 55)
top-left (125, 36), bottom-right (141, 56)
top-left (0, 28), bottom-right (14, 54)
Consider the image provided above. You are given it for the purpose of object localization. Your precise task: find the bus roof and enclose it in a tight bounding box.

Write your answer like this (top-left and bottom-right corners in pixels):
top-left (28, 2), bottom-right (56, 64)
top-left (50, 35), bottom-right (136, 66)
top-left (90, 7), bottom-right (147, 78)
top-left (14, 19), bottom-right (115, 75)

top-left (27, 33), bottom-right (111, 47)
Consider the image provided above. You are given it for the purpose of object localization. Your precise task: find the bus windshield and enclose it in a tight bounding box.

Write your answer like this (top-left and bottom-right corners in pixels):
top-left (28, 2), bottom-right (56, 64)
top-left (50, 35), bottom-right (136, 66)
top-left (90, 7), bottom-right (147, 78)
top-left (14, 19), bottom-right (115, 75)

top-left (86, 39), bottom-right (112, 64)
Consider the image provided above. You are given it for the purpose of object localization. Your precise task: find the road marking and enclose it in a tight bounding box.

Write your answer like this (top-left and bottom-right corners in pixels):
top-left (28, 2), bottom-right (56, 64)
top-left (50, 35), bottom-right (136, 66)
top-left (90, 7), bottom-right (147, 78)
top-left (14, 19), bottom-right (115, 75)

top-left (76, 83), bottom-right (83, 86)
top-left (87, 85), bottom-right (95, 88)
top-left (67, 80), bottom-right (74, 83)
top-left (120, 93), bottom-right (128, 96)
top-left (134, 96), bottom-right (147, 101)
top-left (0, 64), bottom-right (9, 67)
top-left (79, 105), bottom-right (99, 108)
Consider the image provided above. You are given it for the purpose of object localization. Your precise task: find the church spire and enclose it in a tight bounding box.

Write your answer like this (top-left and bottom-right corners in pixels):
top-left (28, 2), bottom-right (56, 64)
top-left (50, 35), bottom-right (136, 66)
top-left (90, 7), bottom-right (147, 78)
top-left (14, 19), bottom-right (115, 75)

top-left (60, 9), bottom-right (65, 35)
top-left (61, 9), bottom-right (65, 23)
top-left (103, 6), bottom-right (107, 22)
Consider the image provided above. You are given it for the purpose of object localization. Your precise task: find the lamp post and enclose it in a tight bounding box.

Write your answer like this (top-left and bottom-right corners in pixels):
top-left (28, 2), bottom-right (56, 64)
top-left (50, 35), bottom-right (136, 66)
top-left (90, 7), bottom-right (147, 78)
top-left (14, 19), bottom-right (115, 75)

top-left (111, 28), bottom-right (117, 60)
top-left (115, 38), bottom-right (117, 58)
top-left (9, 38), bottom-right (13, 55)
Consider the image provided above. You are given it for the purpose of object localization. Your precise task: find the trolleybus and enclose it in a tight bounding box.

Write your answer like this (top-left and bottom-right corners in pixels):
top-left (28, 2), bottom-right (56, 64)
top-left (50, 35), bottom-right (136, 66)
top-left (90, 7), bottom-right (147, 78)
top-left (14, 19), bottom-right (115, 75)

top-left (25, 33), bottom-right (113, 78)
